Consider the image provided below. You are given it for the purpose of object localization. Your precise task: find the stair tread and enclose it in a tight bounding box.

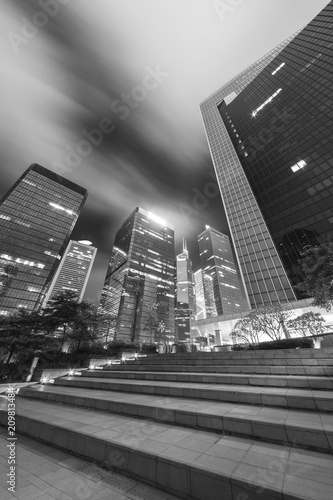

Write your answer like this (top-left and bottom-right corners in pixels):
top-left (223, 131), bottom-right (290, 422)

top-left (19, 385), bottom-right (333, 429)
top-left (1, 396), bottom-right (333, 500)
top-left (58, 375), bottom-right (333, 400)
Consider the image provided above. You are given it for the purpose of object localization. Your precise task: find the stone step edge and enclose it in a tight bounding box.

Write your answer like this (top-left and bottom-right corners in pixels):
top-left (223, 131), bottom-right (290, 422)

top-left (123, 359), bottom-right (333, 366)
top-left (90, 370), bottom-right (333, 390)
top-left (0, 410), bottom-right (292, 500)
top-left (104, 365), bottom-right (332, 375)
top-left (18, 387), bottom-right (333, 454)
top-left (54, 377), bottom-right (333, 413)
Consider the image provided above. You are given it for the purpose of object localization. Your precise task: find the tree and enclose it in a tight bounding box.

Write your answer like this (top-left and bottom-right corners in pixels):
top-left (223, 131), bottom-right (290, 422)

top-left (144, 303), bottom-right (160, 343)
top-left (229, 305), bottom-right (293, 344)
top-left (230, 316), bottom-right (262, 344)
top-left (250, 305), bottom-right (293, 341)
top-left (297, 242), bottom-right (333, 310)
top-left (42, 290), bottom-right (81, 351)
top-left (67, 302), bottom-right (100, 353)
top-left (0, 309), bottom-right (46, 364)
top-left (287, 312), bottom-right (326, 337)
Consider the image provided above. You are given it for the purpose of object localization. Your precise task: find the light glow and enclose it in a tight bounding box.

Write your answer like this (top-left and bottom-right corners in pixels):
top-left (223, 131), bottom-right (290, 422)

top-left (291, 160), bottom-right (306, 172)
top-left (272, 62), bottom-right (285, 75)
top-left (147, 212), bottom-right (166, 226)
top-left (49, 202), bottom-right (74, 215)
top-left (252, 88), bottom-right (282, 117)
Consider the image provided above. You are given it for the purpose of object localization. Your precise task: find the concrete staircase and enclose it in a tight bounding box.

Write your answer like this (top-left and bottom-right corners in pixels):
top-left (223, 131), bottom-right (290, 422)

top-left (1, 347), bottom-right (333, 500)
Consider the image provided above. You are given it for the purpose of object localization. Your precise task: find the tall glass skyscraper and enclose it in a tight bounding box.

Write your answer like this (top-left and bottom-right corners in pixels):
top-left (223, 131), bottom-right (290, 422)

top-left (194, 270), bottom-right (206, 320)
top-left (43, 240), bottom-right (97, 304)
top-left (0, 164), bottom-right (87, 315)
top-left (175, 240), bottom-right (196, 342)
top-left (99, 207), bottom-right (175, 343)
top-left (200, 2), bottom-right (333, 309)
top-left (198, 226), bottom-right (247, 316)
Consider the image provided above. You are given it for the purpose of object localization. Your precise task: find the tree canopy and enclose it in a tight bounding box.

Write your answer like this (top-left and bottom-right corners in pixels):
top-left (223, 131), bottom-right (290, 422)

top-left (287, 311), bottom-right (326, 337)
top-left (0, 309), bottom-right (47, 364)
top-left (296, 242), bottom-right (333, 311)
top-left (230, 305), bottom-right (293, 344)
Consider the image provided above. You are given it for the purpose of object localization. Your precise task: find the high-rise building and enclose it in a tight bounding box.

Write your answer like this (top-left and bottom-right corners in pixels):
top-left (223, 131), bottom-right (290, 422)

top-left (203, 273), bottom-right (217, 319)
top-left (43, 240), bottom-right (97, 304)
top-left (0, 164), bottom-right (87, 315)
top-left (194, 269), bottom-right (206, 320)
top-left (198, 226), bottom-right (247, 316)
top-left (200, 2), bottom-right (333, 309)
top-left (99, 207), bottom-right (175, 343)
top-left (175, 240), bottom-right (196, 342)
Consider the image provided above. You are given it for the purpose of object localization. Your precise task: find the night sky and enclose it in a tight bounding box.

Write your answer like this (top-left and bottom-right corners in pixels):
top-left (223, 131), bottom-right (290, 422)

top-left (0, 0), bottom-right (328, 303)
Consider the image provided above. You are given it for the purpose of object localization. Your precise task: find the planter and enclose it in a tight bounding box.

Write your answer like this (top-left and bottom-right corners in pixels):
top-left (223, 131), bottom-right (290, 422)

top-left (213, 345), bottom-right (232, 352)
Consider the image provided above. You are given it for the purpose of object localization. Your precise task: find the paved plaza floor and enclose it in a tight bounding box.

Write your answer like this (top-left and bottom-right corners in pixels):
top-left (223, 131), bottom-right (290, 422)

top-left (0, 427), bottom-right (182, 500)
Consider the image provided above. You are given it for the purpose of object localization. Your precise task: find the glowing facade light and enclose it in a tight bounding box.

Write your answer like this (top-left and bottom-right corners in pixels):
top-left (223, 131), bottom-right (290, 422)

top-left (147, 212), bottom-right (167, 226)
top-left (78, 240), bottom-right (92, 246)
top-left (251, 88), bottom-right (282, 117)
top-left (291, 160), bottom-right (307, 172)
top-left (272, 62), bottom-right (285, 75)
top-left (49, 202), bottom-right (74, 215)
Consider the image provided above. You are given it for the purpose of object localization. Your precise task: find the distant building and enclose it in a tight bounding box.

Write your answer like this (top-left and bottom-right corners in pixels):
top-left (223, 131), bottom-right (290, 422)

top-left (200, 2), bottom-right (333, 309)
top-left (175, 240), bottom-right (196, 342)
top-left (194, 269), bottom-right (206, 320)
top-left (198, 226), bottom-right (247, 316)
top-left (99, 207), bottom-right (176, 343)
top-left (0, 163), bottom-right (87, 315)
top-left (43, 240), bottom-right (97, 304)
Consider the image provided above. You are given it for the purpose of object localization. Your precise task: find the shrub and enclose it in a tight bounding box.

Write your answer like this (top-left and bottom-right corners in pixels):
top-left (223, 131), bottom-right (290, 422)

top-left (232, 337), bottom-right (313, 351)
top-left (140, 343), bottom-right (158, 353)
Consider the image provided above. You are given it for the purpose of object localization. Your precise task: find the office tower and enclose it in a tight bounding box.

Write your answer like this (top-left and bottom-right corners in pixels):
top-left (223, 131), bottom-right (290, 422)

top-left (198, 226), bottom-right (247, 316)
top-left (200, 2), bottom-right (333, 309)
top-left (175, 240), bottom-right (196, 342)
top-left (99, 207), bottom-right (175, 343)
top-left (203, 273), bottom-right (218, 318)
top-left (43, 240), bottom-right (97, 304)
top-left (0, 163), bottom-right (87, 315)
top-left (194, 269), bottom-right (206, 320)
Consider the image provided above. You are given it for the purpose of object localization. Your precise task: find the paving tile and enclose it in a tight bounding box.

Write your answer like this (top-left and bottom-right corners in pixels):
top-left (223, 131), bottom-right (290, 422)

top-left (283, 474), bottom-right (332, 500)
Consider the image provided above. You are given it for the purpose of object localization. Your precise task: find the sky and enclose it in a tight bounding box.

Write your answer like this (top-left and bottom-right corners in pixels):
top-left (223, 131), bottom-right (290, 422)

top-left (0, 0), bottom-right (329, 303)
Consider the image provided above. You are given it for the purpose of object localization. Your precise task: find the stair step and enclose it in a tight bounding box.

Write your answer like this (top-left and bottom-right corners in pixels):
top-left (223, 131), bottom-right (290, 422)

top-left (137, 347), bottom-right (333, 363)
top-left (53, 375), bottom-right (333, 412)
top-left (108, 363), bottom-right (332, 376)
top-left (18, 385), bottom-right (333, 453)
top-left (129, 358), bottom-right (333, 366)
top-left (1, 396), bottom-right (333, 500)
top-left (88, 369), bottom-right (333, 390)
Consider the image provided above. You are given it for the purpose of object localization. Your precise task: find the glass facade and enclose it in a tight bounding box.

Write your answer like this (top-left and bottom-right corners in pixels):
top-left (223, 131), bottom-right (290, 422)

top-left (200, 2), bottom-right (333, 308)
top-left (198, 226), bottom-right (247, 316)
top-left (175, 241), bottom-right (196, 342)
top-left (0, 164), bottom-right (87, 315)
top-left (99, 207), bottom-right (176, 343)
top-left (194, 269), bottom-right (206, 320)
top-left (43, 240), bottom-right (97, 304)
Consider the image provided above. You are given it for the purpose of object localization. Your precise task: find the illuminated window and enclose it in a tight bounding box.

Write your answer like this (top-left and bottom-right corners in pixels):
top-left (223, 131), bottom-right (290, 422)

top-left (271, 62), bottom-right (285, 75)
top-left (251, 88), bottom-right (282, 117)
top-left (291, 160), bottom-right (306, 172)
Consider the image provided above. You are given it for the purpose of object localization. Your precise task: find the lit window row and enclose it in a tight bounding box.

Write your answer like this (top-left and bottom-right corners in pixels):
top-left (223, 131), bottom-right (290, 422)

top-left (290, 160), bottom-right (306, 172)
top-left (271, 62), bottom-right (285, 75)
top-left (251, 88), bottom-right (282, 117)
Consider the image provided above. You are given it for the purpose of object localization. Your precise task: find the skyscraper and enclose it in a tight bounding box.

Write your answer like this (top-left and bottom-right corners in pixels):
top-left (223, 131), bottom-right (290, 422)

top-left (198, 226), bottom-right (247, 316)
top-left (200, 2), bottom-right (333, 309)
top-left (43, 240), bottom-right (97, 304)
top-left (99, 207), bottom-right (175, 343)
top-left (0, 164), bottom-right (87, 315)
top-left (194, 269), bottom-right (206, 320)
top-left (175, 240), bottom-right (196, 342)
